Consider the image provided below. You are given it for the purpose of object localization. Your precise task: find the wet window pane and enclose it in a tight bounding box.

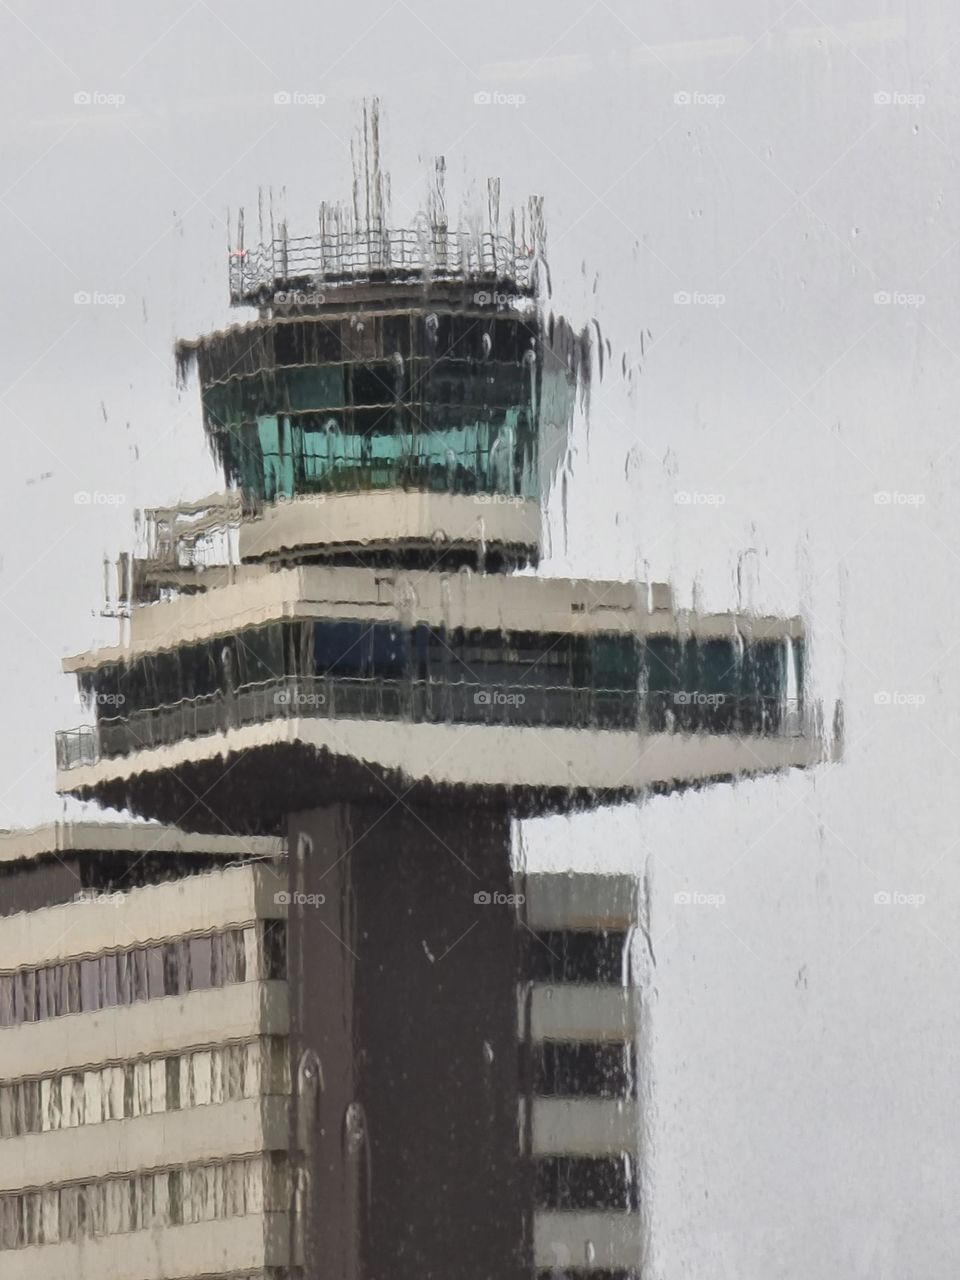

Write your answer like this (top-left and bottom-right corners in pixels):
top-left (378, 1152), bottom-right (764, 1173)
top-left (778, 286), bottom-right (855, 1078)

top-left (525, 930), bottom-right (627, 984)
top-left (80, 958), bottom-right (100, 1012)
top-left (535, 1155), bottom-right (638, 1211)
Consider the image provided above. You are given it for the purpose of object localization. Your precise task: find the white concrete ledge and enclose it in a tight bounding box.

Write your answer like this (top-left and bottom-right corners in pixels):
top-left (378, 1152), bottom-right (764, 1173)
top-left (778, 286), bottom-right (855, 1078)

top-left (0, 865), bottom-right (286, 970)
top-left (0, 1211), bottom-right (290, 1280)
top-left (0, 823), bottom-right (282, 867)
top-left (526, 1098), bottom-right (639, 1155)
top-left (0, 981), bottom-right (287, 1081)
top-left (58, 714), bottom-right (823, 798)
top-left (63, 560), bottom-right (808, 674)
top-left (535, 1210), bottom-right (642, 1270)
top-left (0, 1095), bottom-right (289, 1194)
top-left (239, 489), bottom-right (542, 562)
top-left (522, 985), bottom-right (637, 1042)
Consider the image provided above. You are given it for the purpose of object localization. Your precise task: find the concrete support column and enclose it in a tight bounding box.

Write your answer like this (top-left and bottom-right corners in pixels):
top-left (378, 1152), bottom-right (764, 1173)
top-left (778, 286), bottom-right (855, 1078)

top-left (287, 796), bottom-right (530, 1280)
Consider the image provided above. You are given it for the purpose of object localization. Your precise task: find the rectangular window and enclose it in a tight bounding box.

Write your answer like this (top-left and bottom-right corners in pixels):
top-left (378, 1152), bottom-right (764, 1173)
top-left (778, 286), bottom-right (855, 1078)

top-left (191, 1050), bottom-right (213, 1107)
top-left (0, 975), bottom-right (14, 1027)
top-left (40, 1076), bottom-right (60, 1132)
top-left (162, 943), bottom-right (181, 997)
top-left (35, 967), bottom-right (51, 1021)
top-left (261, 921), bottom-right (287, 980)
top-left (21, 1080), bottom-right (40, 1133)
top-left (0, 1195), bottom-right (21, 1250)
top-left (100, 953), bottom-right (119, 1008)
top-left (83, 1072), bottom-right (102, 1127)
top-left (58, 1186), bottom-right (79, 1243)
top-left (189, 935), bottom-right (212, 990)
top-left (530, 1040), bottom-right (637, 1099)
top-left (132, 948), bottom-right (150, 1001)
top-left (535, 1154), bottom-right (638, 1212)
top-left (210, 932), bottom-right (225, 987)
top-left (22, 1193), bottom-right (41, 1245)
top-left (67, 962), bottom-right (81, 1015)
top-left (223, 928), bottom-right (246, 983)
top-left (40, 1189), bottom-right (59, 1245)
top-left (165, 1057), bottom-right (181, 1111)
top-left (80, 958), bottom-right (100, 1013)
top-left (243, 927), bottom-right (258, 981)
top-left (524, 930), bottom-right (628, 985)
top-left (244, 1040), bottom-right (263, 1096)
top-left (116, 951), bottom-right (134, 1005)
top-left (167, 1170), bottom-right (183, 1226)
top-left (0, 1086), bottom-right (17, 1138)
top-left (146, 946), bottom-right (165, 999)
top-left (14, 970), bottom-right (36, 1023)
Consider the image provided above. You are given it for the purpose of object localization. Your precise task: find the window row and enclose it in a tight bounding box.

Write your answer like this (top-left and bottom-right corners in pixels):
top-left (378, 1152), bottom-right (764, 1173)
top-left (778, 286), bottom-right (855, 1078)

top-left (534, 1154), bottom-right (639, 1212)
top-left (0, 921), bottom-right (286, 1029)
top-left (527, 1040), bottom-right (637, 1100)
top-left (524, 930), bottom-right (630, 986)
top-left (0, 1037), bottom-right (289, 1139)
top-left (0, 1154), bottom-right (289, 1252)
top-left (189, 313), bottom-right (540, 385)
top-left (85, 622), bottom-right (797, 721)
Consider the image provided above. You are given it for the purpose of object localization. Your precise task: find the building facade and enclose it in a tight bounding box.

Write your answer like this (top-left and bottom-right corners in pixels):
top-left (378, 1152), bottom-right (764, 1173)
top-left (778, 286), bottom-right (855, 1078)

top-left (0, 822), bottom-right (643, 1280)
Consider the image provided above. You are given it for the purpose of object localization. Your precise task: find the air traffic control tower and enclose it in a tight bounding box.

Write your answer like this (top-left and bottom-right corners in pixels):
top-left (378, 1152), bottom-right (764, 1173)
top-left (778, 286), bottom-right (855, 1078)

top-left (56, 119), bottom-right (824, 1280)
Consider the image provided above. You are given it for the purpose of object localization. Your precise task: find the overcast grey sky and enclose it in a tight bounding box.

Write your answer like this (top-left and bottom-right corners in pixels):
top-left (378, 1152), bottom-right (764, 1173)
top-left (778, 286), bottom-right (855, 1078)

top-left (1, 1), bottom-right (958, 1273)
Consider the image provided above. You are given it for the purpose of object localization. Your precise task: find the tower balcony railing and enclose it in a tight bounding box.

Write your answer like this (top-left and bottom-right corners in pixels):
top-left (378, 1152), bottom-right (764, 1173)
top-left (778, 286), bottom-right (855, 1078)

top-left (230, 228), bottom-right (535, 303)
top-left (56, 677), bottom-right (806, 772)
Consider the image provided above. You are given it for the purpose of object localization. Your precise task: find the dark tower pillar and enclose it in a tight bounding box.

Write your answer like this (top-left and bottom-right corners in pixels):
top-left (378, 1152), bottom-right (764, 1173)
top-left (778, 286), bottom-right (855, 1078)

top-left (287, 796), bottom-right (530, 1280)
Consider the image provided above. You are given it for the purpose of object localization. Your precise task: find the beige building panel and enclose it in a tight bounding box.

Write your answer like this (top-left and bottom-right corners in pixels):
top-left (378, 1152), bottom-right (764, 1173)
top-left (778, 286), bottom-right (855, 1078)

top-left (534, 1210), bottom-right (642, 1270)
top-left (523, 984), bottom-right (637, 1042)
top-left (238, 489), bottom-right (542, 561)
top-left (0, 981), bottom-right (287, 1081)
top-left (0, 1211), bottom-right (290, 1280)
top-left (59, 714), bottom-right (823, 798)
top-left (0, 1095), bottom-right (288, 1194)
top-left (526, 1098), bottom-right (639, 1155)
top-left (0, 865), bottom-right (286, 971)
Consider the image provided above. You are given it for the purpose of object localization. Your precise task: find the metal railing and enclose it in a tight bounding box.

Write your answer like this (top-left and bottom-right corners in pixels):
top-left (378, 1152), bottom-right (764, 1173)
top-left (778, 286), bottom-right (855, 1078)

top-left (229, 228), bottom-right (535, 303)
top-left (56, 676), bottom-right (805, 772)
